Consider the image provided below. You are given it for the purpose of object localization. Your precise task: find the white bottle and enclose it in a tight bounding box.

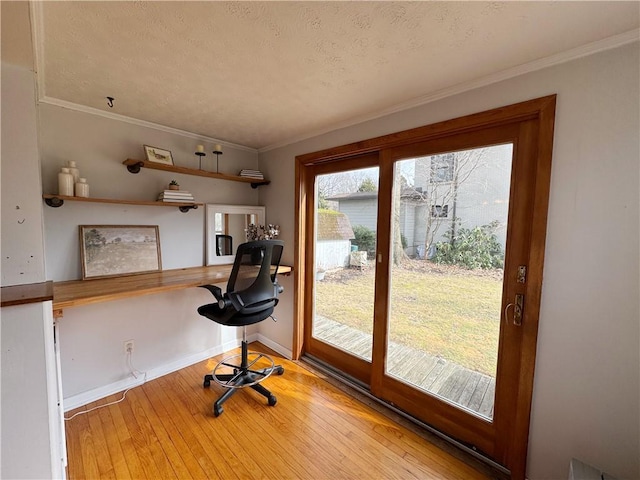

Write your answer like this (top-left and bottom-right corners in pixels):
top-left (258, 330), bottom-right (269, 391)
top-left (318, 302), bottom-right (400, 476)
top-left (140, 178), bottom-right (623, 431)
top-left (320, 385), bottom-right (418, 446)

top-left (67, 160), bottom-right (80, 184)
top-left (75, 178), bottom-right (89, 198)
top-left (58, 168), bottom-right (74, 196)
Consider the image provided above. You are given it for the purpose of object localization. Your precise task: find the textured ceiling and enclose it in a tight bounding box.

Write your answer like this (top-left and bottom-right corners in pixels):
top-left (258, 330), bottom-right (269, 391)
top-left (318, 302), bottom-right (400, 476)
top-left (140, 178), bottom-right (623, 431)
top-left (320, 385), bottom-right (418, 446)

top-left (37, 1), bottom-right (639, 149)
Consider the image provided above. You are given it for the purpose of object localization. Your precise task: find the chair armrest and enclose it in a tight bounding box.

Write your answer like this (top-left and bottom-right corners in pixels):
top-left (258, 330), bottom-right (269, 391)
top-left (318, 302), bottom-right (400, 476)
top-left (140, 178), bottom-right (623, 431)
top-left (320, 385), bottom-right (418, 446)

top-left (199, 284), bottom-right (224, 301)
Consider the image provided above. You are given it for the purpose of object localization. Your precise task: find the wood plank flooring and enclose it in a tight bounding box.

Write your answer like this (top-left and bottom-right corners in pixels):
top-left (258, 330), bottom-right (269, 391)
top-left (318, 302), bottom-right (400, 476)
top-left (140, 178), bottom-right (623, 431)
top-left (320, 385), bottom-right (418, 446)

top-left (65, 343), bottom-right (497, 479)
top-left (313, 315), bottom-right (496, 418)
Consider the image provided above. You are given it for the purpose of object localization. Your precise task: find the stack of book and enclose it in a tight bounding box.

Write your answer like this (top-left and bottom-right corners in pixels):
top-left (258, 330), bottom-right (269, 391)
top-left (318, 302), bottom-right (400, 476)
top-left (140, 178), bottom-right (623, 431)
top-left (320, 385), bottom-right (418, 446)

top-left (239, 169), bottom-right (265, 180)
top-left (157, 190), bottom-right (195, 203)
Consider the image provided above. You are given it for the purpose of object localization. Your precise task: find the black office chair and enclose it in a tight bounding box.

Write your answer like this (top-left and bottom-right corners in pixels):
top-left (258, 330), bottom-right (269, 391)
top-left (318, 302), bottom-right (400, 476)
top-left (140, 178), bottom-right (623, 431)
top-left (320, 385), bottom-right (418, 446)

top-left (215, 234), bottom-right (233, 256)
top-left (198, 240), bottom-right (285, 417)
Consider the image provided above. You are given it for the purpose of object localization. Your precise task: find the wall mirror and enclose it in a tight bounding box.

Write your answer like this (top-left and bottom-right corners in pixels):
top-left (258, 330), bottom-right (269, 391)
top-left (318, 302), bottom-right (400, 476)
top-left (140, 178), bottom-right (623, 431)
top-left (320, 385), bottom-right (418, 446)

top-left (206, 204), bottom-right (265, 265)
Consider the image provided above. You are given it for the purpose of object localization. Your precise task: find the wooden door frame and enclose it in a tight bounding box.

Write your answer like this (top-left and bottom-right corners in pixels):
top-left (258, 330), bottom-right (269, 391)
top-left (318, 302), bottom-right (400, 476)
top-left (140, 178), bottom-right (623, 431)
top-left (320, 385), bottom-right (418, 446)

top-left (293, 96), bottom-right (556, 479)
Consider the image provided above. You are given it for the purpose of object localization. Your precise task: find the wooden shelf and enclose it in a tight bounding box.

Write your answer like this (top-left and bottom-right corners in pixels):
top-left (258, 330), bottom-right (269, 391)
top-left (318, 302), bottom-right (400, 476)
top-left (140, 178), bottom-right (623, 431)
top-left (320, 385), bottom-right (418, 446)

top-left (123, 159), bottom-right (270, 188)
top-left (52, 264), bottom-right (292, 316)
top-left (42, 194), bottom-right (202, 212)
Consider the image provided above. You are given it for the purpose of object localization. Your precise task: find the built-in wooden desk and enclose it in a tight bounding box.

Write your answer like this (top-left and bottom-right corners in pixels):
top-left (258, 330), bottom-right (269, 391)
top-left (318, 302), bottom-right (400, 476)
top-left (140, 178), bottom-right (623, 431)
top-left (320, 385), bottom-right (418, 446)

top-left (1, 281), bottom-right (54, 307)
top-left (52, 265), bottom-right (292, 317)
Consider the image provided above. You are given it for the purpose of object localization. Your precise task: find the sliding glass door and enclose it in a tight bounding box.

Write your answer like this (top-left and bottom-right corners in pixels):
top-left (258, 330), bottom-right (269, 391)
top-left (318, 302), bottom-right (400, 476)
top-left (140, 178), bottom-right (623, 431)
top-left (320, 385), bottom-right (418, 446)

top-left (296, 97), bottom-right (555, 478)
top-left (304, 156), bottom-right (380, 384)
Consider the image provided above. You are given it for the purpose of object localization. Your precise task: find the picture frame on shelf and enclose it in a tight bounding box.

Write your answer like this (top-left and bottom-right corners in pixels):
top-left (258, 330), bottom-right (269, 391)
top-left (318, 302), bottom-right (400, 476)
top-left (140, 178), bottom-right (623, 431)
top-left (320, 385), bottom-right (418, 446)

top-left (79, 225), bottom-right (162, 280)
top-left (143, 145), bottom-right (174, 166)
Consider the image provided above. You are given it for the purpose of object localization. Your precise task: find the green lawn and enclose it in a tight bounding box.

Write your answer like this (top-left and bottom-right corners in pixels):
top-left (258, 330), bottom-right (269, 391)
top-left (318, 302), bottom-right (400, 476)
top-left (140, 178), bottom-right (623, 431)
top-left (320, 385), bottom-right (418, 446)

top-left (315, 264), bottom-right (502, 376)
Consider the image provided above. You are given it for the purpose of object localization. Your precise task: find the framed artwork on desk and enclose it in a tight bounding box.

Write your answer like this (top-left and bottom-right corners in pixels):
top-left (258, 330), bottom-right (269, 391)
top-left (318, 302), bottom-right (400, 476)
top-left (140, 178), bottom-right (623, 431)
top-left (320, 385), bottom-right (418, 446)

top-left (79, 225), bottom-right (162, 280)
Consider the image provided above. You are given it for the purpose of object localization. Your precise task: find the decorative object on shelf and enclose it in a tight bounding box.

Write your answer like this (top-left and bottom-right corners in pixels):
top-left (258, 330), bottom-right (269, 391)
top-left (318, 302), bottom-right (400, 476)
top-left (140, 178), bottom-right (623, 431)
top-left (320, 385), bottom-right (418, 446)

top-left (213, 144), bottom-right (223, 173)
top-left (245, 223), bottom-right (280, 241)
top-left (58, 167), bottom-right (74, 196)
top-left (75, 178), bottom-right (90, 198)
top-left (157, 189), bottom-right (194, 203)
top-left (239, 169), bottom-right (264, 180)
top-left (195, 144), bottom-right (206, 170)
top-left (144, 145), bottom-right (174, 166)
top-left (67, 160), bottom-right (80, 185)
top-left (79, 225), bottom-right (162, 280)
top-left (168, 179), bottom-right (180, 190)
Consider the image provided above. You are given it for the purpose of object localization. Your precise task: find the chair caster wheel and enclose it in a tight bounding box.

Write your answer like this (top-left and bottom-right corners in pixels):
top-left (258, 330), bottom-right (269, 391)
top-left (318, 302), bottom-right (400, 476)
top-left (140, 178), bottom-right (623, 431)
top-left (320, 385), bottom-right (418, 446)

top-left (268, 395), bottom-right (277, 406)
top-left (203, 374), bottom-right (213, 388)
top-left (213, 405), bottom-right (223, 417)
top-left (274, 366), bottom-right (285, 376)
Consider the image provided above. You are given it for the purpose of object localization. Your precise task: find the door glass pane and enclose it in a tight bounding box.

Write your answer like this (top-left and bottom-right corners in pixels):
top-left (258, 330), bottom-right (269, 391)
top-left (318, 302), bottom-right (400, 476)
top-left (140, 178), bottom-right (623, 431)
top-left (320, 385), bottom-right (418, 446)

top-left (387, 144), bottom-right (513, 420)
top-left (312, 168), bottom-right (379, 361)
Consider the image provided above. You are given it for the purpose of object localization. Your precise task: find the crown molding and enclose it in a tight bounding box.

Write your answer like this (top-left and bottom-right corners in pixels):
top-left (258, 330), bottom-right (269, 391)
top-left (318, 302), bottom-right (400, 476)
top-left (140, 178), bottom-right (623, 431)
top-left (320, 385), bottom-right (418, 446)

top-left (259, 29), bottom-right (640, 153)
top-left (38, 96), bottom-right (258, 153)
top-left (29, 0), bottom-right (45, 94)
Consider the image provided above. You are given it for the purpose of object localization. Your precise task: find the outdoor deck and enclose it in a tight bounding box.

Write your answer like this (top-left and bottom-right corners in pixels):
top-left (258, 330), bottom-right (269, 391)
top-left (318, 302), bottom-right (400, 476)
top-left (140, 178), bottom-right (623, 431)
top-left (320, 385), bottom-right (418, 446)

top-left (314, 315), bottom-right (496, 419)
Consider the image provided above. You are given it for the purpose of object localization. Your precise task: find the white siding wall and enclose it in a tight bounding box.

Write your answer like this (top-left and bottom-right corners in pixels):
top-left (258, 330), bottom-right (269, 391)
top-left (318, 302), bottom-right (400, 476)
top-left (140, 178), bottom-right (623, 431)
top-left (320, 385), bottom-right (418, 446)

top-left (338, 198), bottom-right (377, 232)
top-left (315, 240), bottom-right (351, 270)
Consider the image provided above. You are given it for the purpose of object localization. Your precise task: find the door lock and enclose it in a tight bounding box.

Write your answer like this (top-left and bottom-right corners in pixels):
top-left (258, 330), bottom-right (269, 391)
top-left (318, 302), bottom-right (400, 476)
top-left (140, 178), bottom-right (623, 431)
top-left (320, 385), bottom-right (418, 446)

top-left (505, 294), bottom-right (524, 326)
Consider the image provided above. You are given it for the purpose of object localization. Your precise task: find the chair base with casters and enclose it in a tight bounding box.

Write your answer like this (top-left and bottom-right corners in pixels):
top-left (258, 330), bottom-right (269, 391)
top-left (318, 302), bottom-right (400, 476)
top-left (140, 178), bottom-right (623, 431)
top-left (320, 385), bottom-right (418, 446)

top-left (202, 326), bottom-right (284, 417)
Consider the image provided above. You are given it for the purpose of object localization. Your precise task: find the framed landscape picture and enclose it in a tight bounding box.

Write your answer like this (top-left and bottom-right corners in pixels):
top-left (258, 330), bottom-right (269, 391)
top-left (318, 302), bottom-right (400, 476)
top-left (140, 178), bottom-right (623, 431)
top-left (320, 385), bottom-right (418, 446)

top-left (143, 145), bottom-right (174, 165)
top-left (79, 225), bottom-right (162, 280)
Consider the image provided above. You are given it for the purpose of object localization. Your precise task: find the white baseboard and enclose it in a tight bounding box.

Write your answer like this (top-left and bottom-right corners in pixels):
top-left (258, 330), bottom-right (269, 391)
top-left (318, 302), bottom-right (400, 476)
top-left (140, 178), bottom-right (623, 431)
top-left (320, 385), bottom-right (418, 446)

top-left (62, 333), bottom-right (289, 411)
top-left (63, 337), bottom-right (248, 411)
top-left (256, 333), bottom-right (292, 360)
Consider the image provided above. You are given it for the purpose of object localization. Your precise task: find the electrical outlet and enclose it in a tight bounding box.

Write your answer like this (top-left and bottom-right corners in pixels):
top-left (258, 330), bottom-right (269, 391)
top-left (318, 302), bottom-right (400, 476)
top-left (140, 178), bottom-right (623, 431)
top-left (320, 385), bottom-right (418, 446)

top-left (124, 340), bottom-right (135, 353)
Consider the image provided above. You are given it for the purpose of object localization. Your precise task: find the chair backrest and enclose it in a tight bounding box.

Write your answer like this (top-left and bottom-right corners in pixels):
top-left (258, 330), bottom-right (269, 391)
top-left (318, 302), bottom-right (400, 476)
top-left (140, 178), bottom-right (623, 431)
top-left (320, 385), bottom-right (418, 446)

top-left (216, 234), bottom-right (233, 256)
top-left (226, 240), bottom-right (284, 315)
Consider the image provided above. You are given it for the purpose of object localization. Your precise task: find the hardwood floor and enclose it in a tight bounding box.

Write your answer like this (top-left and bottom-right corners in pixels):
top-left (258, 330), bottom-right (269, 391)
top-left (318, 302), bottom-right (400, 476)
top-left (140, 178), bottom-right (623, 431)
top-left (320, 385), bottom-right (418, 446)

top-left (65, 343), bottom-right (497, 479)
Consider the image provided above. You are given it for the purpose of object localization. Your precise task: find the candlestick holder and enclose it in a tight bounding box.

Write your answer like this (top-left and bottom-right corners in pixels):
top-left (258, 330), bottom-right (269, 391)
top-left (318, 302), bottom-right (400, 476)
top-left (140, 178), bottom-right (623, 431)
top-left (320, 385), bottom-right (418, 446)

top-left (213, 146), bottom-right (223, 173)
top-left (195, 150), bottom-right (206, 170)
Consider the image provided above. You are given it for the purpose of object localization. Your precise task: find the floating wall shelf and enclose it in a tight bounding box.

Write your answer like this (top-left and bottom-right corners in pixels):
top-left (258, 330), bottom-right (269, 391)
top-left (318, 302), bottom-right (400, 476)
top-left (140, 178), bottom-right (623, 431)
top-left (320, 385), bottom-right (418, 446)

top-left (122, 159), bottom-right (270, 188)
top-left (42, 194), bottom-right (202, 212)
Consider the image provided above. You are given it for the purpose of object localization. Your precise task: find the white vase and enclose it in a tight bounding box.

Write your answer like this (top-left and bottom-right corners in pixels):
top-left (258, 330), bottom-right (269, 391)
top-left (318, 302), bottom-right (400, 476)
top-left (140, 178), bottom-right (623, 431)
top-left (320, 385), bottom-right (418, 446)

top-left (67, 160), bottom-right (80, 184)
top-left (75, 178), bottom-right (89, 198)
top-left (58, 167), bottom-right (74, 196)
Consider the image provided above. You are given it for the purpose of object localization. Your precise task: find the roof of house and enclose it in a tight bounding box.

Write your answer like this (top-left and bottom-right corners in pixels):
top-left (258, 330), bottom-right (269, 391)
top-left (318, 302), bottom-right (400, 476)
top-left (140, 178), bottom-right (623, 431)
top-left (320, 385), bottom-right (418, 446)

top-left (317, 210), bottom-right (355, 241)
top-left (326, 187), bottom-right (425, 202)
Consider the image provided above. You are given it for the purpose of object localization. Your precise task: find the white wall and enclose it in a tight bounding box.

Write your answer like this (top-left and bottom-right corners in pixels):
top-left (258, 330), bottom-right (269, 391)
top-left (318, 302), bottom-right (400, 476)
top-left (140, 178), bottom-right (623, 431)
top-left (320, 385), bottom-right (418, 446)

top-left (1, 62), bottom-right (62, 479)
top-left (1, 63), bottom-right (46, 285)
top-left (37, 104), bottom-right (267, 403)
top-left (258, 43), bottom-right (640, 479)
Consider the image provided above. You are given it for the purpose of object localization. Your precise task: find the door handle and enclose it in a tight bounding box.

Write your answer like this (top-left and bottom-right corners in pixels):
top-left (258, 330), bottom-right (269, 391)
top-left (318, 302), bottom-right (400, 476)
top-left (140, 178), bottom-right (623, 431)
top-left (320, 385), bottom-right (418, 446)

top-left (504, 294), bottom-right (524, 326)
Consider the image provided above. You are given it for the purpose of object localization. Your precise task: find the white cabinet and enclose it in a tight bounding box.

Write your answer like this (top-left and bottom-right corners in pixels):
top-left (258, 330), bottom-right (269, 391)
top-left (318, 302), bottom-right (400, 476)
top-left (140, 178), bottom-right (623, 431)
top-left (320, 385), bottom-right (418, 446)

top-left (1, 302), bottom-right (66, 479)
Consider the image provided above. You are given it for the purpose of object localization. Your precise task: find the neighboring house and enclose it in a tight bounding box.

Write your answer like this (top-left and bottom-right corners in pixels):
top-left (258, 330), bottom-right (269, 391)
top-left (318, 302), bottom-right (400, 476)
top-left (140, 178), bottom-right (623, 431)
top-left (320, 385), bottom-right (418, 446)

top-left (315, 209), bottom-right (355, 270)
top-left (326, 144), bottom-right (512, 258)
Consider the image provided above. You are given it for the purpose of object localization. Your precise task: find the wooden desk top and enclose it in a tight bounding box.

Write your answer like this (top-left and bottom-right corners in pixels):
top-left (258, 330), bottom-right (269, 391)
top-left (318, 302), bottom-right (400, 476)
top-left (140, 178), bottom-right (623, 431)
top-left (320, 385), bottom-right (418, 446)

top-left (1, 281), bottom-right (54, 307)
top-left (52, 264), bottom-right (292, 315)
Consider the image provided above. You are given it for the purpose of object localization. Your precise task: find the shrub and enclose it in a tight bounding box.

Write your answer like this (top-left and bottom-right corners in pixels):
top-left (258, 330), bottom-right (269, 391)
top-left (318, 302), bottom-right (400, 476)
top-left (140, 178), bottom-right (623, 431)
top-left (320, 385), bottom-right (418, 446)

top-left (351, 225), bottom-right (376, 259)
top-left (434, 221), bottom-right (504, 269)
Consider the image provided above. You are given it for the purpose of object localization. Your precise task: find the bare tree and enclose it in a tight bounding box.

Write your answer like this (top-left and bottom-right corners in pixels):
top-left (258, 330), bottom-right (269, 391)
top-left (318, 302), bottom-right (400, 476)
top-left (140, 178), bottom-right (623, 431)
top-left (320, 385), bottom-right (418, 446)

top-left (392, 169), bottom-right (408, 265)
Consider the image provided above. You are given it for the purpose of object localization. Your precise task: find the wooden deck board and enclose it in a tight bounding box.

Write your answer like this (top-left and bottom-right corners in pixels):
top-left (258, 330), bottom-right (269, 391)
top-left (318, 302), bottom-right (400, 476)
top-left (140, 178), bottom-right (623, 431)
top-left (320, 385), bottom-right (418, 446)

top-left (313, 316), bottom-right (496, 419)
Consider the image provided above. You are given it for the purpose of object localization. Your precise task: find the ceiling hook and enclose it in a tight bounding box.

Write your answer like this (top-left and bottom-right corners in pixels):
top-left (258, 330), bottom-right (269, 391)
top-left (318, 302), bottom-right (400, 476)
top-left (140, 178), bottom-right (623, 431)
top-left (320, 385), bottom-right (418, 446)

top-left (106, 96), bottom-right (115, 108)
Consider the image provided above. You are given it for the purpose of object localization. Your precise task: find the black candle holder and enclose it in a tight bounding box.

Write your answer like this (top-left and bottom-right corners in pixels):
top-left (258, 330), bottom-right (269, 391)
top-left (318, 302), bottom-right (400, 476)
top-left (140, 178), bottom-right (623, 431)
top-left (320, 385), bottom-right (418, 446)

top-left (195, 150), bottom-right (206, 170)
top-left (213, 148), bottom-right (223, 173)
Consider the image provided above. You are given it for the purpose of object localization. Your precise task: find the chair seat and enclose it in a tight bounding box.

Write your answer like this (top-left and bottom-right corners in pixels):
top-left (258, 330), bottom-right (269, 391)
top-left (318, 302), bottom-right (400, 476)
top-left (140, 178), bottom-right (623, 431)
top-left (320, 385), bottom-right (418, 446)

top-left (197, 303), bottom-right (275, 326)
